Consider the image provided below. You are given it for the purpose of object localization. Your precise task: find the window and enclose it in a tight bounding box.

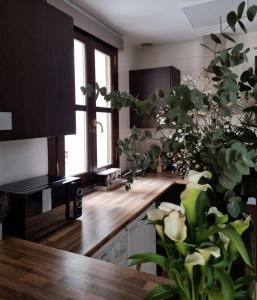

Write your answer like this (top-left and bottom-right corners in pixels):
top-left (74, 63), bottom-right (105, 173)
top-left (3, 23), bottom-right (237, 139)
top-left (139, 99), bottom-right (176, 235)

top-left (48, 28), bottom-right (119, 186)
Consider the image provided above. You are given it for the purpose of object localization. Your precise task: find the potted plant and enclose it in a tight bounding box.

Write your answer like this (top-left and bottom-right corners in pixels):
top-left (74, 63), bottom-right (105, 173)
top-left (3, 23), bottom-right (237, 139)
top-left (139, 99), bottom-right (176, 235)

top-left (81, 1), bottom-right (257, 298)
top-left (82, 1), bottom-right (257, 218)
top-left (129, 170), bottom-right (256, 300)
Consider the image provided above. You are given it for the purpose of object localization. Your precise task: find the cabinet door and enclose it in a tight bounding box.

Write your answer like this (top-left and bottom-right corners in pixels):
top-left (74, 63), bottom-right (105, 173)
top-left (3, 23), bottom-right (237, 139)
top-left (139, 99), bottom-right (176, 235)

top-left (129, 66), bottom-right (180, 128)
top-left (0, 0), bottom-right (75, 140)
top-left (127, 203), bottom-right (156, 275)
top-left (92, 230), bottom-right (128, 267)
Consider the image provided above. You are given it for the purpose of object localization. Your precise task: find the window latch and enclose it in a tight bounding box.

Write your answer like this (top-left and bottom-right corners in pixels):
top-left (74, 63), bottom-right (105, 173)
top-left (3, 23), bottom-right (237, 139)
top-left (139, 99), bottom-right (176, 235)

top-left (92, 120), bottom-right (104, 133)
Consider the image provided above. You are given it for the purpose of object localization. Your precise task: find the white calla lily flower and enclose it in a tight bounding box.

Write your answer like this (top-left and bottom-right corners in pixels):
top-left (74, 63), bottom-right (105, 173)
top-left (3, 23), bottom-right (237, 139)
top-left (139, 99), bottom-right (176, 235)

top-left (180, 183), bottom-right (212, 227)
top-left (218, 232), bottom-right (230, 250)
top-left (185, 252), bottom-right (205, 280)
top-left (230, 215), bottom-right (251, 236)
top-left (186, 170), bottom-right (212, 184)
top-left (185, 251), bottom-right (206, 293)
top-left (147, 209), bottom-right (166, 240)
top-left (159, 202), bottom-right (185, 214)
top-left (164, 210), bottom-right (187, 243)
top-left (147, 209), bottom-right (166, 221)
top-left (185, 252), bottom-right (205, 266)
top-left (197, 246), bottom-right (221, 262)
top-left (208, 207), bottom-right (228, 224)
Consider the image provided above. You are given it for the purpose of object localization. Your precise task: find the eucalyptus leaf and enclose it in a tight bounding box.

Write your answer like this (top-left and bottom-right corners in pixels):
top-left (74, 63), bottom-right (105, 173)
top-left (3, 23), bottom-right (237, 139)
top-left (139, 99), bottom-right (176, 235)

top-left (238, 20), bottom-right (247, 34)
top-left (227, 11), bottom-right (238, 32)
top-left (222, 33), bottom-right (236, 43)
top-left (237, 1), bottom-right (246, 18)
top-left (247, 5), bottom-right (257, 22)
top-left (210, 33), bottom-right (222, 44)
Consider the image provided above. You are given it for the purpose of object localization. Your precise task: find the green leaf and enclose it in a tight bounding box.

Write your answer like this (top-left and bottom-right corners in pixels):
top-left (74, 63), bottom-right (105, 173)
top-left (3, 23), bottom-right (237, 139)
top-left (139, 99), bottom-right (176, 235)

top-left (227, 11), bottom-right (238, 32)
top-left (240, 68), bottom-right (253, 82)
top-left (190, 89), bottom-right (206, 108)
top-left (237, 1), bottom-right (246, 18)
top-left (247, 5), bottom-right (257, 22)
top-left (145, 284), bottom-right (179, 300)
top-left (208, 289), bottom-right (224, 300)
top-left (234, 275), bottom-right (257, 290)
top-left (232, 43), bottom-right (244, 56)
top-left (219, 174), bottom-right (237, 190)
top-left (210, 33), bottom-right (222, 44)
top-left (214, 268), bottom-right (234, 300)
top-left (99, 87), bottom-right (107, 96)
top-left (227, 196), bottom-right (243, 218)
top-left (156, 89), bottom-right (165, 98)
top-left (234, 291), bottom-right (252, 300)
top-left (238, 20), bottom-right (247, 34)
top-left (128, 253), bottom-right (167, 271)
top-left (221, 225), bottom-right (252, 267)
top-left (222, 33), bottom-right (236, 43)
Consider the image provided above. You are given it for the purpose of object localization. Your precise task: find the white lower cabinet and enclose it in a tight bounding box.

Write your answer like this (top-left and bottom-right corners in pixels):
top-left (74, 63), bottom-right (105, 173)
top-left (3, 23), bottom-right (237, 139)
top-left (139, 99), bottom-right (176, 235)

top-left (92, 229), bottom-right (128, 267)
top-left (126, 203), bottom-right (156, 275)
top-left (92, 203), bottom-right (156, 275)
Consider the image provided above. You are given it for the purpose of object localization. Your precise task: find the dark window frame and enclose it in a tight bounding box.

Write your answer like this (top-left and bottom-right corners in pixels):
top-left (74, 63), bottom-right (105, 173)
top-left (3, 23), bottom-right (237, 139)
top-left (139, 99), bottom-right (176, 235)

top-left (48, 27), bottom-right (119, 187)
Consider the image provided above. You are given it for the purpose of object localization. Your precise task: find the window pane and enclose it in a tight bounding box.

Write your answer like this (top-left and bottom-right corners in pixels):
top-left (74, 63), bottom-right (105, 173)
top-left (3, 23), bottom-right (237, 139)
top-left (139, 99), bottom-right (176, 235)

top-left (74, 39), bottom-right (86, 105)
top-left (65, 111), bottom-right (87, 176)
top-left (95, 50), bottom-right (111, 108)
top-left (97, 112), bottom-right (112, 168)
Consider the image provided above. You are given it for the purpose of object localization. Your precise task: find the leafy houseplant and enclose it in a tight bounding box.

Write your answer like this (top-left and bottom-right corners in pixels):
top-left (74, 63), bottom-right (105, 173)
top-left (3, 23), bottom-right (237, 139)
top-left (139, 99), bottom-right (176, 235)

top-left (82, 1), bottom-right (257, 218)
top-left (129, 171), bottom-right (256, 300)
top-left (81, 2), bottom-right (257, 298)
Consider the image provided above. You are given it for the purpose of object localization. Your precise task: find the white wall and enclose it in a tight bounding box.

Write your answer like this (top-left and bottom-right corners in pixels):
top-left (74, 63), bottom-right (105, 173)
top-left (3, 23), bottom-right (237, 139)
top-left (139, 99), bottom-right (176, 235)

top-left (0, 138), bottom-right (48, 185)
top-left (137, 40), bottom-right (204, 77)
top-left (118, 40), bottom-right (139, 171)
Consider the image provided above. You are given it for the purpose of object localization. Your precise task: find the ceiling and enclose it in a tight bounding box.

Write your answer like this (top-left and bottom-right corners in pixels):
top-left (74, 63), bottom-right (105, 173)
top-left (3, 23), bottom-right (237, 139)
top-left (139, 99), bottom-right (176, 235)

top-left (67, 0), bottom-right (257, 45)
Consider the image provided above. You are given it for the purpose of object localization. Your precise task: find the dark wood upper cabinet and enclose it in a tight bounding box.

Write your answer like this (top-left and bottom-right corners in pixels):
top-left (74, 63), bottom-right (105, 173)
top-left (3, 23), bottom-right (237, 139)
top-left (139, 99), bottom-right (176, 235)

top-left (0, 0), bottom-right (76, 141)
top-left (129, 66), bottom-right (181, 128)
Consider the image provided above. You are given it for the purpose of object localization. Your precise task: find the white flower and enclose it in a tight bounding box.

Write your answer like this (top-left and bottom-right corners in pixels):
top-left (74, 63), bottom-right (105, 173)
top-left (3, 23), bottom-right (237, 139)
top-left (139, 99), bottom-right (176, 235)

top-left (185, 252), bottom-right (205, 280)
top-left (185, 252), bottom-right (205, 266)
top-left (185, 170), bottom-right (212, 184)
top-left (181, 182), bottom-right (212, 227)
top-left (147, 209), bottom-right (166, 221)
top-left (230, 215), bottom-right (251, 236)
top-left (159, 202), bottom-right (185, 214)
top-left (164, 210), bottom-right (187, 243)
top-left (196, 247), bottom-right (221, 262)
top-left (208, 207), bottom-right (228, 224)
top-left (147, 209), bottom-right (166, 240)
top-left (218, 232), bottom-right (230, 250)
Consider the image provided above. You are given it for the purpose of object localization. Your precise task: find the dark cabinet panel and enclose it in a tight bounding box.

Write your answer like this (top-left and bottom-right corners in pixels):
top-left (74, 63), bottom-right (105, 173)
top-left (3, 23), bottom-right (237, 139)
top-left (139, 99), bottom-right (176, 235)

top-left (129, 66), bottom-right (180, 128)
top-left (0, 0), bottom-right (75, 141)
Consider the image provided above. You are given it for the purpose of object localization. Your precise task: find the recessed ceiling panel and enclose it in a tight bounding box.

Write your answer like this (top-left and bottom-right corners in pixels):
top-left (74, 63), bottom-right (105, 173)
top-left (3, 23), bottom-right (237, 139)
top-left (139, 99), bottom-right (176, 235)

top-left (183, 0), bottom-right (241, 28)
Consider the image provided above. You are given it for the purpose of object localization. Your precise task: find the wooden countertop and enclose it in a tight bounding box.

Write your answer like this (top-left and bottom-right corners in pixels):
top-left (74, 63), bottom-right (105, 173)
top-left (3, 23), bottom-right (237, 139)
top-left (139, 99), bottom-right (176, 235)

top-left (0, 237), bottom-right (169, 300)
top-left (40, 174), bottom-right (185, 256)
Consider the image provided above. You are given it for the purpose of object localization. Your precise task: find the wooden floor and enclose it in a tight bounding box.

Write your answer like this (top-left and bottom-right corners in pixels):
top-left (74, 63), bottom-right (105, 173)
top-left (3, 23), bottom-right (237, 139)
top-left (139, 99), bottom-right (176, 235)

top-left (40, 175), bottom-right (185, 256)
top-left (0, 238), bottom-right (169, 300)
